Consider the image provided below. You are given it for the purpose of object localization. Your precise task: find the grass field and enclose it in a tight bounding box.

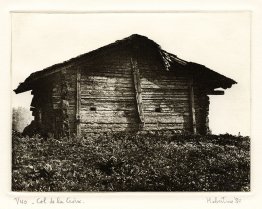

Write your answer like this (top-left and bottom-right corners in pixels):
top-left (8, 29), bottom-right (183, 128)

top-left (12, 130), bottom-right (250, 191)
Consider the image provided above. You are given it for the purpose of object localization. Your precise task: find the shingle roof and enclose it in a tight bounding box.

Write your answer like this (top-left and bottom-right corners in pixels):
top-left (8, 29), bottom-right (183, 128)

top-left (14, 34), bottom-right (236, 93)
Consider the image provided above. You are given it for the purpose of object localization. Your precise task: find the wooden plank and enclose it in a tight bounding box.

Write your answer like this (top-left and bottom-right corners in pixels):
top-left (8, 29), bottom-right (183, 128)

top-left (141, 84), bottom-right (188, 90)
top-left (131, 57), bottom-right (145, 125)
top-left (189, 80), bottom-right (197, 134)
top-left (81, 96), bottom-right (135, 100)
top-left (81, 76), bottom-right (133, 83)
top-left (81, 103), bottom-right (136, 111)
top-left (76, 68), bottom-right (81, 136)
top-left (80, 123), bottom-right (186, 133)
top-left (144, 107), bottom-right (189, 113)
top-left (81, 68), bottom-right (132, 74)
top-left (142, 97), bottom-right (189, 101)
top-left (81, 98), bottom-right (135, 103)
top-left (140, 77), bottom-right (188, 83)
top-left (142, 88), bottom-right (188, 93)
top-left (142, 92), bottom-right (189, 96)
top-left (81, 90), bottom-right (135, 97)
top-left (81, 86), bottom-right (133, 91)
top-left (143, 123), bottom-right (185, 130)
top-left (80, 115), bottom-right (138, 123)
top-left (144, 112), bottom-right (190, 117)
top-left (81, 127), bottom-right (137, 133)
top-left (82, 72), bottom-right (132, 78)
top-left (80, 110), bottom-right (136, 116)
top-left (142, 94), bottom-right (189, 99)
top-left (144, 113), bottom-right (188, 124)
top-left (81, 82), bottom-right (133, 89)
top-left (80, 123), bottom-right (139, 130)
top-left (206, 90), bottom-right (225, 95)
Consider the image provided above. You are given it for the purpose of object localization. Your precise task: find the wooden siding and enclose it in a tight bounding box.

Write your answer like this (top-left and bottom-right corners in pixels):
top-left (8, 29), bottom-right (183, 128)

top-left (79, 49), bottom-right (139, 134)
top-left (29, 46), bottom-right (210, 136)
top-left (77, 45), bottom-right (210, 135)
top-left (136, 50), bottom-right (192, 132)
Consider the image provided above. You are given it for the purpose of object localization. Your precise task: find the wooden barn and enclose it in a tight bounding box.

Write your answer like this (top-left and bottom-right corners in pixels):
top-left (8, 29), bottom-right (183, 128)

top-left (14, 34), bottom-right (236, 137)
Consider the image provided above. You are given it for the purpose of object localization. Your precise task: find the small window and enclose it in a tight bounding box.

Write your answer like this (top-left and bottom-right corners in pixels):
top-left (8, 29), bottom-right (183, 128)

top-left (155, 107), bottom-right (161, 113)
top-left (90, 107), bottom-right (96, 111)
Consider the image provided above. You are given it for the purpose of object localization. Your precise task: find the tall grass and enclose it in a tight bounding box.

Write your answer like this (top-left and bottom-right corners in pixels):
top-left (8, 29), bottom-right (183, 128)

top-left (12, 130), bottom-right (250, 191)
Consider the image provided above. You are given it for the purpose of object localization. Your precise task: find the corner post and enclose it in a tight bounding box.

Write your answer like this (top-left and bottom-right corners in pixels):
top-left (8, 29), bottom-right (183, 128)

top-left (76, 67), bottom-right (81, 136)
top-left (189, 79), bottom-right (197, 134)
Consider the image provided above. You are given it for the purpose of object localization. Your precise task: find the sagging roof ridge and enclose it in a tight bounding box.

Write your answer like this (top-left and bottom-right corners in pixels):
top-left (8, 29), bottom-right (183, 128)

top-left (14, 34), bottom-right (237, 93)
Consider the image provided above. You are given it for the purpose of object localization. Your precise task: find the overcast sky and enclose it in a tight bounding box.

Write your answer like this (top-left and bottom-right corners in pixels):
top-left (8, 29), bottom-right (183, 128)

top-left (11, 12), bottom-right (250, 136)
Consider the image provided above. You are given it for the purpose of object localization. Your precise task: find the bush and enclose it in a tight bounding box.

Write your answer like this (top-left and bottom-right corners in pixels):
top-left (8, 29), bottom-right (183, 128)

top-left (12, 130), bottom-right (250, 191)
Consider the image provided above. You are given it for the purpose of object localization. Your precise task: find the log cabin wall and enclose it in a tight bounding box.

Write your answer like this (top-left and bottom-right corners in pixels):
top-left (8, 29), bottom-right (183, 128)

top-left (30, 49), bottom-right (210, 136)
top-left (77, 44), bottom-right (210, 135)
top-left (136, 47), bottom-right (192, 132)
top-left (16, 35), bottom-right (236, 137)
top-left (79, 47), bottom-right (139, 135)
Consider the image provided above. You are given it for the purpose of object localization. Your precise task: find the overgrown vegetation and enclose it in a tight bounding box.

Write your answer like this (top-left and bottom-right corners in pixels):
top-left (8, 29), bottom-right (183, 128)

top-left (12, 130), bottom-right (250, 192)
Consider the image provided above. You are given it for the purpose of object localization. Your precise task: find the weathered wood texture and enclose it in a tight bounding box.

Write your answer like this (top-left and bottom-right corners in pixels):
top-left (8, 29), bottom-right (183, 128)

top-left (136, 50), bottom-right (192, 132)
top-left (77, 44), bottom-right (210, 135)
top-left (131, 58), bottom-right (145, 125)
top-left (76, 68), bottom-right (81, 135)
top-left (79, 49), bottom-right (140, 134)
top-left (28, 44), bottom-right (210, 137)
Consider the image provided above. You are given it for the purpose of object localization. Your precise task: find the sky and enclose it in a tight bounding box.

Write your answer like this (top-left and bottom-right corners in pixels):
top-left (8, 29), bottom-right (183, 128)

top-left (11, 12), bottom-right (250, 136)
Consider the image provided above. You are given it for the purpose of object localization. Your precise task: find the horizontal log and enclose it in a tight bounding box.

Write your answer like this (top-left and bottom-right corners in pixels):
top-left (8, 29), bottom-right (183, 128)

top-left (144, 112), bottom-right (190, 117)
top-left (143, 123), bottom-right (185, 129)
top-left (141, 84), bottom-right (188, 89)
top-left (81, 104), bottom-right (136, 111)
top-left (81, 99), bottom-right (190, 107)
top-left (145, 91), bottom-right (188, 97)
top-left (81, 94), bottom-right (189, 100)
top-left (81, 76), bottom-right (133, 83)
top-left (80, 123), bottom-right (187, 133)
top-left (142, 97), bottom-right (189, 101)
top-left (81, 127), bottom-right (137, 133)
top-left (80, 99), bottom-right (135, 105)
top-left (142, 93), bottom-right (189, 97)
top-left (80, 122), bottom-right (139, 129)
top-left (141, 79), bottom-right (188, 85)
top-left (81, 82), bottom-right (134, 88)
top-left (141, 72), bottom-right (184, 78)
top-left (80, 102), bottom-right (189, 112)
top-left (141, 88), bottom-right (188, 93)
top-left (82, 73), bottom-right (132, 78)
top-left (206, 90), bottom-right (225, 95)
top-left (81, 69), bottom-right (132, 76)
top-left (80, 110), bottom-right (136, 117)
top-left (143, 103), bottom-right (190, 108)
top-left (80, 97), bottom-right (135, 102)
top-left (144, 113), bottom-right (189, 123)
top-left (81, 86), bottom-right (133, 91)
top-left (81, 90), bottom-right (135, 97)
top-left (143, 107), bottom-right (189, 113)
top-left (81, 116), bottom-right (138, 124)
